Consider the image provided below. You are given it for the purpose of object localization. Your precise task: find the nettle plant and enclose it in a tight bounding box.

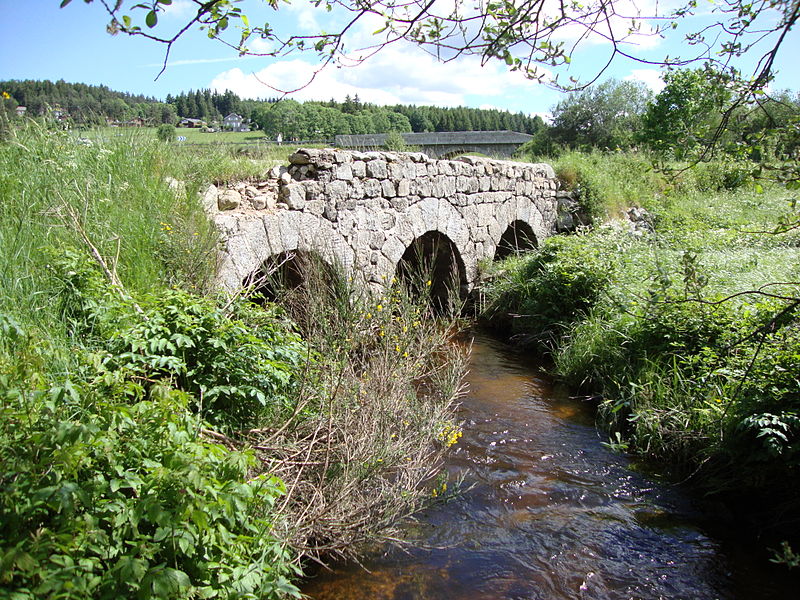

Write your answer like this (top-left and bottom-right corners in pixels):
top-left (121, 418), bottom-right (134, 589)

top-left (55, 253), bottom-right (309, 432)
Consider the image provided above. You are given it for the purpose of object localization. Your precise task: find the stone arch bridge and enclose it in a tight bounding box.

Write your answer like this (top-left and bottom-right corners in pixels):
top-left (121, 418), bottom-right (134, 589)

top-left (334, 130), bottom-right (534, 159)
top-left (208, 148), bottom-right (566, 297)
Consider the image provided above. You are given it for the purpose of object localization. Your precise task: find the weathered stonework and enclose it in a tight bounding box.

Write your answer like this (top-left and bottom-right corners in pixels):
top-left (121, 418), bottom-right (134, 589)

top-left (209, 148), bottom-right (563, 293)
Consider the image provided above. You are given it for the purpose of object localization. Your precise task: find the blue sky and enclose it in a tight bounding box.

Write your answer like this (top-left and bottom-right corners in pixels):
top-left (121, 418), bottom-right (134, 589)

top-left (1, 1), bottom-right (798, 115)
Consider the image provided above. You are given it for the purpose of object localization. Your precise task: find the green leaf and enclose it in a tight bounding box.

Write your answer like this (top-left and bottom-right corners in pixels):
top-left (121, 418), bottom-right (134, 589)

top-left (146, 10), bottom-right (158, 28)
top-left (59, 0), bottom-right (73, 7)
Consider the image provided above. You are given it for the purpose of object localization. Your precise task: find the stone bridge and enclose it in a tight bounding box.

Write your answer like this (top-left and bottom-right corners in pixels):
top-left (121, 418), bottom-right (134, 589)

top-left (334, 130), bottom-right (534, 159)
top-left (208, 148), bottom-right (565, 299)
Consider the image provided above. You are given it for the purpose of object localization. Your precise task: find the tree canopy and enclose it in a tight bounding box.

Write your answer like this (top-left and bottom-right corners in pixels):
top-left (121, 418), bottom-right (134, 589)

top-left (63, 0), bottom-right (799, 93)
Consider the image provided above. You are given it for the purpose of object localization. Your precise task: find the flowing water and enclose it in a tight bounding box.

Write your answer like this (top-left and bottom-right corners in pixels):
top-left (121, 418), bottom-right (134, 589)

top-left (303, 333), bottom-right (796, 599)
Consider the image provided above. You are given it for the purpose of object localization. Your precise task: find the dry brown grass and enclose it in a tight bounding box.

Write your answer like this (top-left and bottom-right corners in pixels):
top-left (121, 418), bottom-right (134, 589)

top-left (243, 256), bottom-right (469, 565)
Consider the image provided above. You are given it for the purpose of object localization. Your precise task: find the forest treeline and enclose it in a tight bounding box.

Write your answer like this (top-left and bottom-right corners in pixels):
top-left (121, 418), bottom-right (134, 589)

top-left (0, 79), bottom-right (178, 125)
top-left (2, 73), bottom-right (798, 160)
top-left (0, 79), bottom-right (543, 137)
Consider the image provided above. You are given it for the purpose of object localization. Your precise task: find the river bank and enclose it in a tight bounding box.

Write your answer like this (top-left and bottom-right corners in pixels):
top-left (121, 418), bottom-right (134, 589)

top-left (303, 332), bottom-right (798, 599)
top-left (480, 151), bottom-right (800, 565)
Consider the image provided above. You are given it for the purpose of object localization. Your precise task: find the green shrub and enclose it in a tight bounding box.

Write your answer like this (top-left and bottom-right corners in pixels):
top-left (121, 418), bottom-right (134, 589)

top-left (552, 151), bottom-right (664, 221)
top-left (675, 159), bottom-right (753, 192)
top-left (156, 124), bottom-right (176, 143)
top-left (53, 256), bottom-right (308, 432)
top-left (483, 232), bottom-right (621, 349)
top-left (0, 314), bottom-right (300, 599)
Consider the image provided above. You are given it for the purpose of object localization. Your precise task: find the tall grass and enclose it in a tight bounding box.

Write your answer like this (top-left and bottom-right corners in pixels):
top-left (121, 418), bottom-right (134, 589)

top-left (0, 123), bottom-right (219, 325)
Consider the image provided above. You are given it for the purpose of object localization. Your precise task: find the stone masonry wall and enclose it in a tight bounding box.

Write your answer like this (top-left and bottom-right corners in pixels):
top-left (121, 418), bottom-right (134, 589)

top-left (209, 148), bottom-right (562, 293)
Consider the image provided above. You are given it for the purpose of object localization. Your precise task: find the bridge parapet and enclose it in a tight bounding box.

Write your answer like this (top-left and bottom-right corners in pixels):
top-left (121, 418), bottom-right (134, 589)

top-left (209, 148), bottom-right (562, 294)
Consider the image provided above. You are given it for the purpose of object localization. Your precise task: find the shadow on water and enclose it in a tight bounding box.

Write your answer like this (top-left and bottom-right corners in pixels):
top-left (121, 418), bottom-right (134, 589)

top-left (302, 333), bottom-right (798, 600)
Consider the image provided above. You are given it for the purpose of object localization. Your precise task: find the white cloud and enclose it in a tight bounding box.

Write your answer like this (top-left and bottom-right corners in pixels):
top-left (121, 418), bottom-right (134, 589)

top-left (624, 69), bottom-right (666, 93)
top-left (210, 40), bottom-right (547, 107)
top-left (161, 0), bottom-right (195, 20)
top-left (282, 3), bottom-right (322, 33)
top-left (548, 0), bottom-right (665, 52)
top-left (247, 37), bottom-right (273, 55)
top-left (144, 55), bottom-right (261, 68)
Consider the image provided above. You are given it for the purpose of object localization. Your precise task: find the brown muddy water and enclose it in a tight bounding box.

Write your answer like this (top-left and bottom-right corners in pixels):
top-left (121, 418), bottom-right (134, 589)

top-left (302, 333), bottom-right (797, 600)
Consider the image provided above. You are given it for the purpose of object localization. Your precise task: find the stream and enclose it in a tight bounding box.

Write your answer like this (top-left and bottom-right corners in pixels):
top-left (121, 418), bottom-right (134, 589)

top-left (302, 333), bottom-right (796, 599)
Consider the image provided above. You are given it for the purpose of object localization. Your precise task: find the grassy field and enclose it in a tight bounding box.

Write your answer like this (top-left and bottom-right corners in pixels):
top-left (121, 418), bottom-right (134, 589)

top-left (77, 125), bottom-right (271, 144)
top-left (482, 150), bottom-right (800, 558)
top-left (174, 126), bottom-right (268, 143)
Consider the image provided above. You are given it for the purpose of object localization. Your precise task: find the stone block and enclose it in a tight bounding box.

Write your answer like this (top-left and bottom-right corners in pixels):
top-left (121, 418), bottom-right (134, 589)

top-left (325, 180), bottom-right (349, 202)
top-left (390, 196), bottom-right (408, 212)
top-left (307, 200), bottom-right (324, 216)
top-left (368, 230), bottom-right (385, 250)
top-left (352, 160), bottom-right (367, 178)
top-left (337, 198), bottom-right (357, 212)
top-left (487, 218), bottom-right (502, 241)
top-left (396, 179), bottom-right (411, 197)
top-left (366, 159), bottom-right (388, 179)
top-left (462, 204), bottom-right (479, 226)
top-left (334, 151), bottom-right (353, 163)
top-left (323, 202), bottom-right (338, 222)
top-left (382, 236), bottom-right (406, 264)
top-left (281, 183), bottom-right (306, 210)
top-left (334, 163), bottom-right (354, 181)
top-left (452, 193), bottom-right (470, 207)
top-left (363, 178), bottom-right (382, 197)
top-left (349, 179), bottom-right (365, 200)
top-left (381, 180), bottom-right (396, 197)
top-left (411, 178), bottom-right (431, 197)
top-left (201, 184), bottom-right (219, 213)
top-left (280, 213), bottom-right (300, 250)
top-left (381, 212), bottom-right (397, 230)
top-left (288, 152), bottom-right (311, 165)
top-left (251, 194), bottom-right (274, 210)
top-left (218, 189), bottom-right (242, 211)
top-left (388, 162), bottom-right (405, 179)
top-left (262, 215), bottom-right (283, 254)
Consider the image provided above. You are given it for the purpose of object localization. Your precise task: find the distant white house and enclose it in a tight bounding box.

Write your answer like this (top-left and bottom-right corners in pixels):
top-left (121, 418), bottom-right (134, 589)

top-left (222, 113), bottom-right (250, 132)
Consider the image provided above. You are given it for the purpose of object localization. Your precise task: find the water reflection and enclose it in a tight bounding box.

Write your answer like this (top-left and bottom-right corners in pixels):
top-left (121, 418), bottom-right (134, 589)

top-left (303, 334), bottom-right (796, 600)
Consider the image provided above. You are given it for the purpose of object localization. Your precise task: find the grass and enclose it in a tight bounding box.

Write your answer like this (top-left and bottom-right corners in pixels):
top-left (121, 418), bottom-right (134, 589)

top-left (482, 150), bottom-right (800, 550)
top-left (78, 125), bottom-right (269, 144)
top-left (0, 123), bottom-right (468, 598)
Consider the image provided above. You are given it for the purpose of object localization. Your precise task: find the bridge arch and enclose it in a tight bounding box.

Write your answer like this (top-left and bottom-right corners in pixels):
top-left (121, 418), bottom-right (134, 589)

top-left (395, 230), bottom-right (467, 311)
top-left (243, 249), bottom-right (338, 304)
top-left (494, 220), bottom-right (538, 260)
top-left (215, 212), bottom-right (354, 293)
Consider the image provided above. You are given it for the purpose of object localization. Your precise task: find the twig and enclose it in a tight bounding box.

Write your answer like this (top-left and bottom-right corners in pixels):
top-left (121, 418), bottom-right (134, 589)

top-left (57, 193), bottom-right (148, 320)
